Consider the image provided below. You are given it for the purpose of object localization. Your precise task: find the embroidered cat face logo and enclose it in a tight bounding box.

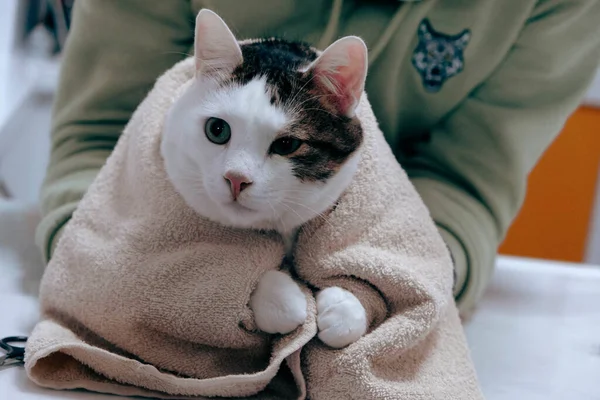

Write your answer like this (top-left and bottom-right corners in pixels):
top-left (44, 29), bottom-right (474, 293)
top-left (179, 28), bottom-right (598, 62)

top-left (412, 19), bottom-right (471, 93)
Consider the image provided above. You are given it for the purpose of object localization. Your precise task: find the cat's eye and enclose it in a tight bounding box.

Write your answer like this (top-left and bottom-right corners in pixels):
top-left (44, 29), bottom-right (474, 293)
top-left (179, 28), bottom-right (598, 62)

top-left (205, 117), bottom-right (231, 145)
top-left (270, 137), bottom-right (302, 156)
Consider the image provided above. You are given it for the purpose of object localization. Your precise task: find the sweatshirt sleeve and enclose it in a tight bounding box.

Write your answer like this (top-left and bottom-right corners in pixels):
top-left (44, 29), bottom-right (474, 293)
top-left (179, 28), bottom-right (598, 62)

top-left (36, 0), bottom-right (194, 262)
top-left (404, 0), bottom-right (600, 315)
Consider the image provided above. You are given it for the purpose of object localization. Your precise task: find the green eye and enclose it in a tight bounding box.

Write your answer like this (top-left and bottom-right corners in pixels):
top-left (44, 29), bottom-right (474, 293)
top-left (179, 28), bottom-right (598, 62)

top-left (205, 117), bottom-right (231, 145)
top-left (270, 137), bottom-right (302, 156)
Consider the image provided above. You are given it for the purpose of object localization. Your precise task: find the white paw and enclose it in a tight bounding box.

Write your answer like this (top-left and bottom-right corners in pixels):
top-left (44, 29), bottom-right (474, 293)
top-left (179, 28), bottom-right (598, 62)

top-left (250, 270), bottom-right (307, 334)
top-left (316, 287), bottom-right (367, 348)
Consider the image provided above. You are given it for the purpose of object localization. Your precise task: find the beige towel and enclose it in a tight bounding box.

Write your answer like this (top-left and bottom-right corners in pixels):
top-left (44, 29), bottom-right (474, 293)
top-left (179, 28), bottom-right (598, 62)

top-left (26, 56), bottom-right (483, 399)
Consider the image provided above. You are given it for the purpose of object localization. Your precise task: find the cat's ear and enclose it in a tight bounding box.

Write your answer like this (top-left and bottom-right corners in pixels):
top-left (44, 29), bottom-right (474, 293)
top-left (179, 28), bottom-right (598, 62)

top-left (453, 29), bottom-right (471, 51)
top-left (307, 36), bottom-right (368, 117)
top-left (194, 9), bottom-right (243, 77)
top-left (418, 20), bottom-right (433, 42)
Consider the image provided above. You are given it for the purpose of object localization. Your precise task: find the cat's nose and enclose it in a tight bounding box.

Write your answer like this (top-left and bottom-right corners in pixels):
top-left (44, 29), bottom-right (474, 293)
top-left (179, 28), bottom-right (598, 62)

top-left (224, 171), bottom-right (253, 200)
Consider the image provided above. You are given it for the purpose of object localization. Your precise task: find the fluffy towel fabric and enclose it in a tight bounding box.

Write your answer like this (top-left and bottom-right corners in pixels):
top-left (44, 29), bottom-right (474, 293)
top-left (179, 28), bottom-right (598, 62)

top-left (25, 57), bottom-right (483, 399)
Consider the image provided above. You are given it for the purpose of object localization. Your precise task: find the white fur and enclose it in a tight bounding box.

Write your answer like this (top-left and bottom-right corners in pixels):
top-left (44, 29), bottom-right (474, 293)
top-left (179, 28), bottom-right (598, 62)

top-left (194, 10), bottom-right (243, 76)
top-left (316, 286), bottom-right (368, 348)
top-left (162, 9), bottom-right (368, 344)
top-left (249, 270), bottom-right (307, 334)
top-left (161, 75), bottom-right (360, 237)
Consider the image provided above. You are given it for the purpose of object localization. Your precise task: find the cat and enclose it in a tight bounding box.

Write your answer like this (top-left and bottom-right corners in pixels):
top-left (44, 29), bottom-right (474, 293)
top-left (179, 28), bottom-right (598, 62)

top-left (161, 9), bottom-right (368, 349)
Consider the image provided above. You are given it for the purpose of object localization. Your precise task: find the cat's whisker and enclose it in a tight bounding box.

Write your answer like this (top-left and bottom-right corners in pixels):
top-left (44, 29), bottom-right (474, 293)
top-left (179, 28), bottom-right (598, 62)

top-left (160, 51), bottom-right (194, 57)
top-left (282, 198), bottom-right (332, 214)
top-left (293, 92), bottom-right (337, 109)
top-left (298, 216), bottom-right (322, 240)
top-left (284, 73), bottom-right (320, 112)
top-left (302, 108), bottom-right (341, 119)
top-left (287, 93), bottom-right (340, 119)
top-left (269, 200), bottom-right (289, 233)
top-left (276, 197), bottom-right (339, 209)
top-left (281, 199), bottom-right (335, 231)
top-left (265, 199), bottom-right (277, 218)
top-left (276, 201), bottom-right (313, 232)
top-left (289, 93), bottom-right (325, 109)
top-left (254, 194), bottom-right (339, 210)
top-left (270, 189), bottom-right (340, 203)
top-left (286, 94), bottom-right (321, 116)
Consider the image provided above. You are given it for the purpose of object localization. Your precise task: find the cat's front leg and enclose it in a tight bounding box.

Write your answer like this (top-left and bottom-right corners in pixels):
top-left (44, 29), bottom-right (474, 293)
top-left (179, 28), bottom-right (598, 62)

top-left (316, 286), bottom-right (367, 348)
top-left (250, 270), bottom-right (307, 334)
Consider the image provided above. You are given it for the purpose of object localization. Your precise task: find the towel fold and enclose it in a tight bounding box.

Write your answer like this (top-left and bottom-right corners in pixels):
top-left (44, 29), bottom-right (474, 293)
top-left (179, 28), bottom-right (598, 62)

top-left (26, 56), bottom-right (483, 399)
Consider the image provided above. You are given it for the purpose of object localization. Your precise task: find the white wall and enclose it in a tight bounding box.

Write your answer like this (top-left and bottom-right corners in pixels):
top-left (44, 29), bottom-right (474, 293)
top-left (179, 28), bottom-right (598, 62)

top-left (583, 69), bottom-right (600, 107)
top-left (583, 70), bottom-right (600, 264)
top-left (583, 67), bottom-right (600, 264)
top-left (586, 170), bottom-right (600, 265)
top-left (0, 0), bottom-right (58, 203)
top-left (0, 0), bottom-right (24, 130)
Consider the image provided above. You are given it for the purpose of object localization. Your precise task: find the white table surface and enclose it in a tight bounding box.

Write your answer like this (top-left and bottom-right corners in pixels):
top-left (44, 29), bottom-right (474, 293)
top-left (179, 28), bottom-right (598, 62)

top-left (1, 200), bottom-right (600, 399)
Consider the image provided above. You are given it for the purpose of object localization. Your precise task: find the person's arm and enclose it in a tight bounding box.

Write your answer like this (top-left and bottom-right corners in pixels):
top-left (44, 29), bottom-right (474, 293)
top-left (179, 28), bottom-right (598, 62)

top-left (37, 0), bottom-right (194, 261)
top-left (404, 0), bottom-right (600, 315)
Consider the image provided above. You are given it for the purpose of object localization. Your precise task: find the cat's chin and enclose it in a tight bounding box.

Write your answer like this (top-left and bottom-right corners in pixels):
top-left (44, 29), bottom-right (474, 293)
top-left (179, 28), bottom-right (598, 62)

top-left (224, 201), bottom-right (256, 215)
top-left (193, 200), bottom-right (281, 233)
top-left (187, 195), bottom-right (330, 238)
top-left (219, 201), bottom-right (273, 229)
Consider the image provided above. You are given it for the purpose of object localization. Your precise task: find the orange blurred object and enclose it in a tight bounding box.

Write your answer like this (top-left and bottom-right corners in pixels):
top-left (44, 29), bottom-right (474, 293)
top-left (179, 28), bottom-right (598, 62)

top-left (499, 106), bottom-right (600, 262)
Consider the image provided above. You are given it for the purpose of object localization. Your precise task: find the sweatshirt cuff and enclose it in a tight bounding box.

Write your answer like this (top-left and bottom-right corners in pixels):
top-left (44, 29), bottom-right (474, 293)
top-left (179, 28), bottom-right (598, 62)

top-left (436, 225), bottom-right (468, 300)
top-left (35, 201), bottom-right (78, 264)
top-left (410, 176), bottom-right (499, 317)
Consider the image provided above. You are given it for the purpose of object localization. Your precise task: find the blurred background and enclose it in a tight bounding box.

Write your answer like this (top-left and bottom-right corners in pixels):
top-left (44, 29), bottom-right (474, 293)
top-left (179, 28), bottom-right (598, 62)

top-left (1, 0), bottom-right (600, 265)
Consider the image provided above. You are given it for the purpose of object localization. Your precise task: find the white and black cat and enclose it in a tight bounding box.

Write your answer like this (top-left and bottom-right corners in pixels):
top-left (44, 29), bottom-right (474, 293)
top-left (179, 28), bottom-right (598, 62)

top-left (161, 10), bottom-right (368, 348)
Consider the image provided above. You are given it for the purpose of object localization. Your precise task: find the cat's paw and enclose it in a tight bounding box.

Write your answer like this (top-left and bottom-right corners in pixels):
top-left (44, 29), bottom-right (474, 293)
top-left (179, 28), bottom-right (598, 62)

top-left (316, 286), bottom-right (367, 348)
top-left (250, 270), bottom-right (307, 334)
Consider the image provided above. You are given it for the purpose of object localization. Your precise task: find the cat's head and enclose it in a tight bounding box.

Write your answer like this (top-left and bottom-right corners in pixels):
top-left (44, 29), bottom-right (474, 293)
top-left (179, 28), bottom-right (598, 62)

top-left (161, 9), bottom-right (368, 234)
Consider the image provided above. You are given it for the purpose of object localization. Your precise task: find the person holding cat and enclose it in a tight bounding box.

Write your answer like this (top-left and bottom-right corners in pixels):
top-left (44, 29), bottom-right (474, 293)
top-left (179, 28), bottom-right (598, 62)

top-left (38, 0), bottom-right (600, 319)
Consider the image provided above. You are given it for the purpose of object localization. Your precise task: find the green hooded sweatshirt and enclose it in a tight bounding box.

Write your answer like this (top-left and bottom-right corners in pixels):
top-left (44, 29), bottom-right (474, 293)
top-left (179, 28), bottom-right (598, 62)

top-left (38, 0), bottom-right (600, 315)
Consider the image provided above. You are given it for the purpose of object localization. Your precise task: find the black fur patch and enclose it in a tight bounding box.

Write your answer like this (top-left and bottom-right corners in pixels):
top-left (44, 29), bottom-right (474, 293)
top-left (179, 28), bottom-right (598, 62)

top-left (227, 39), bottom-right (363, 182)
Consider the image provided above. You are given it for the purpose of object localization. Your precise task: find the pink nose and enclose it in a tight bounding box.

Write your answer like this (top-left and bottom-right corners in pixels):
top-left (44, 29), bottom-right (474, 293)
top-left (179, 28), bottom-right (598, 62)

top-left (224, 172), bottom-right (253, 200)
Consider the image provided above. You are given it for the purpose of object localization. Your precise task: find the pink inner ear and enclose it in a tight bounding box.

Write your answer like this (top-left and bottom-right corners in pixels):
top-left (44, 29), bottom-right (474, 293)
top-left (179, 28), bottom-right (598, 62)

top-left (312, 38), bottom-right (367, 117)
top-left (194, 10), bottom-right (242, 76)
top-left (327, 68), bottom-right (359, 116)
